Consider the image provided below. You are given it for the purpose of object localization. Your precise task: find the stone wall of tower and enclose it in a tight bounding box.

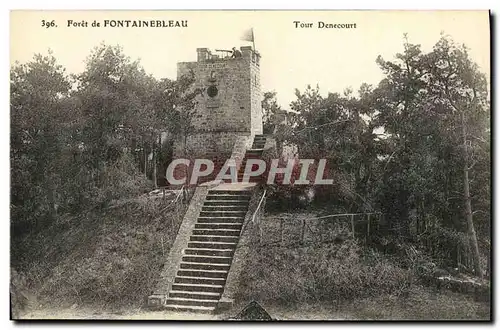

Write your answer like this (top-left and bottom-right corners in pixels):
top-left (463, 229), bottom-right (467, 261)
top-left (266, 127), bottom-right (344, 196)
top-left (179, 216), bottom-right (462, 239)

top-left (174, 46), bottom-right (262, 161)
top-left (250, 57), bottom-right (263, 135)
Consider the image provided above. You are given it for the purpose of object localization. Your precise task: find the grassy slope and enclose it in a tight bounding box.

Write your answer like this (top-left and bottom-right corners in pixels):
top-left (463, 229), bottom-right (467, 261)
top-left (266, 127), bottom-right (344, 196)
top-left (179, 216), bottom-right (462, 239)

top-left (234, 211), bottom-right (490, 321)
top-left (12, 196), bottom-right (186, 317)
top-left (12, 207), bottom-right (490, 320)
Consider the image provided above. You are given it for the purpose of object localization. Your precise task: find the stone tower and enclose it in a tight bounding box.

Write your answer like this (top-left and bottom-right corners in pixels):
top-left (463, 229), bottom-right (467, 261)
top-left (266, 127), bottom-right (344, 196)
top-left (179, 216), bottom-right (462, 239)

top-left (174, 46), bottom-right (263, 167)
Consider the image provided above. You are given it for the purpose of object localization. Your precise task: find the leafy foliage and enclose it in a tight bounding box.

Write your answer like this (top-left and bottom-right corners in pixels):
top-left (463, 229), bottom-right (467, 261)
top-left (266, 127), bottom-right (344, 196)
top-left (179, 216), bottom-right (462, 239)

top-left (271, 34), bottom-right (490, 274)
top-left (11, 44), bottom-right (197, 272)
top-left (10, 34), bottom-right (490, 316)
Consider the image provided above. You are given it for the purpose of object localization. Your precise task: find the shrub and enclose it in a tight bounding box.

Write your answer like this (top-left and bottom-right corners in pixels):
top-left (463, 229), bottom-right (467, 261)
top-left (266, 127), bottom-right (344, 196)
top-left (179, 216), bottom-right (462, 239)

top-left (94, 153), bottom-right (152, 206)
top-left (238, 239), bottom-right (413, 305)
top-left (12, 196), bottom-right (187, 313)
top-left (10, 269), bottom-right (36, 318)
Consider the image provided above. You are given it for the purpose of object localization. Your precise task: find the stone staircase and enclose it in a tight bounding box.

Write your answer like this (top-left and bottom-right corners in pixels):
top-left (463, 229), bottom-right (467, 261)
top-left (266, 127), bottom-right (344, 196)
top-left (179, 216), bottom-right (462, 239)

top-left (164, 188), bottom-right (252, 313)
top-left (236, 134), bottom-right (266, 183)
top-left (155, 134), bottom-right (268, 314)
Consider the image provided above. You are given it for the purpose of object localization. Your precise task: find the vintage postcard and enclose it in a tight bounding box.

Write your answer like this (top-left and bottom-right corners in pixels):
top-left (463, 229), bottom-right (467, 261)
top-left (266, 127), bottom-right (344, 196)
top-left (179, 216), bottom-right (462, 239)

top-left (10, 10), bottom-right (491, 321)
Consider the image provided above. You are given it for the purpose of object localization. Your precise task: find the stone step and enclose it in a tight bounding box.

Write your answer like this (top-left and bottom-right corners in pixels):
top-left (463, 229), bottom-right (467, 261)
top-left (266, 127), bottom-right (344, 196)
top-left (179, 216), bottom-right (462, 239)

top-left (221, 179), bottom-right (243, 184)
top-left (242, 155), bottom-right (262, 159)
top-left (203, 199), bottom-right (248, 208)
top-left (203, 200), bottom-right (249, 205)
top-left (237, 168), bottom-right (263, 174)
top-left (184, 248), bottom-right (234, 257)
top-left (233, 180), bottom-right (262, 184)
top-left (164, 304), bottom-right (215, 314)
top-left (238, 163), bottom-right (263, 169)
top-left (208, 190), bottom-right (252, 195)
top-left (180, 261), bottom-right (231, 271)
top-left (199, 211), bottom-right (247, 217)
top-left (182, 254), bottom-right (233, 264)
top-left (237, 169), bottom-right (263, 173)
top-left (171, 283), bottom-right (224, 293)
top-left (174, 275), bottom-right (226, 286)
top-left (199, 213), bottom-right (243, 221)
top-left (205, 197), bottom-right (250, 202)
top-left (238, 164), bottom-right (263, 171)
top-left (195, 223), bottom-right (243, 230)
top-left (237, 170), bottom-right (263, 175)
top-left (169, 290), bottom-right (221, 301)
top-left (187, 241), bottom-right (237, 249)
top-left (197, 217), bottom-right (244, 224)
top-left (236, 170), bottom-right (262, 176)
top-left (201, 205), bottom-right (249, 212)
top-left (241, 160), bottom-right (258, 164)
top-left (177, 268), bottom-right (228, 279)
top-left (166, 297), bottom-right (218, 308)
top-left (190, 235), bottom-right (239, 243)
top-left (237, 180), bottom-right (263, 184)
top-left (238, 162), bottom-right (261, 168)
top-left (236, 177), bottom-right (262, 182)
top-left (206, 194), bottom-right (251, 201)
top-left (192, 228), bottom-right (241, 236)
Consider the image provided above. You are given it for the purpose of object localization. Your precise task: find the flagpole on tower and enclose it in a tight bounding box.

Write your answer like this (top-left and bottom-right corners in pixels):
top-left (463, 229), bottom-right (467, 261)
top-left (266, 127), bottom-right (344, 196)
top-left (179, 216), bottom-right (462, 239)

top-left (252, 29), bottom-right (256, 51)
top-left (241, 27), bottom-right (256, 51)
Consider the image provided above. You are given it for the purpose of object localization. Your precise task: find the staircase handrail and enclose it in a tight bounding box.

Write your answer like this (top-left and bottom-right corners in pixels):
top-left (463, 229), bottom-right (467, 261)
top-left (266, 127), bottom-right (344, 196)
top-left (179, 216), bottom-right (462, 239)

top-left (304, 212), bottom-right (382, 222)
top-left (173, 185), bottom-right (185, 204)
top-left (252, 188), bottom-right (267, 224)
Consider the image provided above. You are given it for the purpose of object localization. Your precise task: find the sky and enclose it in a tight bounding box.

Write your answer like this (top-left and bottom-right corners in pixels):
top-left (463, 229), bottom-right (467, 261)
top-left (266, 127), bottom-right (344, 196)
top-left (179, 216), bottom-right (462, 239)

top-left (10, 10), bottom-right (490, 108)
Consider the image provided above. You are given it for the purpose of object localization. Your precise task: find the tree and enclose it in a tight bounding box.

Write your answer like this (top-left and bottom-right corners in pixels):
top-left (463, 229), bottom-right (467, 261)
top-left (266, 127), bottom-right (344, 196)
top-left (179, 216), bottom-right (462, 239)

top-left (148, 72), bottom-right (199, 186)
top-left (275, 84), bottom-right (380, 211)
top-left (74, 44), bottom-right (154, 170)
top-left (72, 44), bottom-right (198, 188)
top-left (424, 35), bottom-right (489, 276)
top-left (371, 34), bottom-right (489, 273)
top-left (11, 52), bottom-right (72, 232)
top-left (271, 35), bottom-right (490, 276)
top-left (261, 91), bottom-right (282, 134)
top-left (372, 35), bottom-right (431, 236)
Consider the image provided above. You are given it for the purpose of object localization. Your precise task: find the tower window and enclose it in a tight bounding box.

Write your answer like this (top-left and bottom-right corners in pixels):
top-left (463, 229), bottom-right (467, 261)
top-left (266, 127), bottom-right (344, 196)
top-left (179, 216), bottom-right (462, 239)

top-left (209, 71), bottom-right (216, 82)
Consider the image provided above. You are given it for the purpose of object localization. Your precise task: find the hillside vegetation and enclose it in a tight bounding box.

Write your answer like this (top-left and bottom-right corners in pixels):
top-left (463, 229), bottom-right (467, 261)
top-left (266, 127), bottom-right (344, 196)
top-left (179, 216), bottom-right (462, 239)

top-left (235, 212), bottom-right (490, 320)
top-left (10, 35), bottom-right (490, 320)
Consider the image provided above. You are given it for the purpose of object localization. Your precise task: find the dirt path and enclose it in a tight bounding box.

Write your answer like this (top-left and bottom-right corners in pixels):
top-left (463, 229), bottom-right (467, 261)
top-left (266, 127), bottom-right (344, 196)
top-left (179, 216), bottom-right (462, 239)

top-left (18, 303), bottom-right (350, 320)
top-left (17, 289), bottom-right (489, 321)
top-left (20, 308), bottom-right (221, 320)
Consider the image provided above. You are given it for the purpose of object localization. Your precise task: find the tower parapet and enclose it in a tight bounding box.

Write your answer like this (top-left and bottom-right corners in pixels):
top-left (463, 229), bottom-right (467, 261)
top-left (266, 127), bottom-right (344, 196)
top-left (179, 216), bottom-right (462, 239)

top-left (195, 46), bottom-right (260, 66)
